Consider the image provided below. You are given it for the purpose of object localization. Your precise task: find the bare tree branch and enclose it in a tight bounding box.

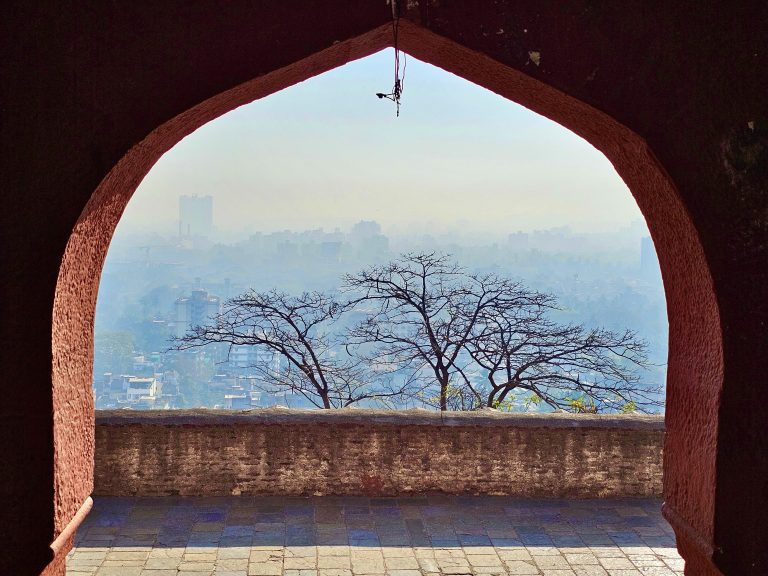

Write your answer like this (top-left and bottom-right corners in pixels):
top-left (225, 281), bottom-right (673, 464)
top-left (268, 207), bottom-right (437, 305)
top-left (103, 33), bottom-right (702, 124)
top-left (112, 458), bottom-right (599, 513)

top-left (171, 289), bottom-right (410, 409)
top-left (344, 252), bottom-right (662, 413)
top-left (343, 253), bottom-right (552, 411)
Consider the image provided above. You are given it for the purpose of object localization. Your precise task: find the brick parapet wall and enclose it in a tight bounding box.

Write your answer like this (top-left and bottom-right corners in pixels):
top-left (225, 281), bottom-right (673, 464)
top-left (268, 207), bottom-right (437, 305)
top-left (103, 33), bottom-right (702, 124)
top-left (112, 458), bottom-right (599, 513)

top-left (94, 409), bottom-right (664, 498)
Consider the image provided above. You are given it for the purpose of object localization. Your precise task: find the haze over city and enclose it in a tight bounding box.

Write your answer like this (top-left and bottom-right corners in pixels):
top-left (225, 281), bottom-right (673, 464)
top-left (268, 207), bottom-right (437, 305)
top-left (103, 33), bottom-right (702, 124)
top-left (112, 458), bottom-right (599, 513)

top-left (119, 49), bottom-right (643, 241)
top-left (96, 50), bottom-right (667, 413)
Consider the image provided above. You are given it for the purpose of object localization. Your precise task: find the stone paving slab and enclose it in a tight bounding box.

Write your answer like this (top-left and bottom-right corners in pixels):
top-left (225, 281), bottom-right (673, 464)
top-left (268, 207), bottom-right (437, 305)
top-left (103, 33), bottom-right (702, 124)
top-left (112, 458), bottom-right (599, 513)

top-left (67, 496), bottom-right (684, 576)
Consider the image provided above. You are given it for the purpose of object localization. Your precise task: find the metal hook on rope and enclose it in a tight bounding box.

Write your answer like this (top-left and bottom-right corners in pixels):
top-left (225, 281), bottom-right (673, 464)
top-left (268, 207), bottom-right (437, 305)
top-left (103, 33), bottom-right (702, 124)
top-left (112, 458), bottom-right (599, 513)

top-left (376, 0), bottom-right (406, 116)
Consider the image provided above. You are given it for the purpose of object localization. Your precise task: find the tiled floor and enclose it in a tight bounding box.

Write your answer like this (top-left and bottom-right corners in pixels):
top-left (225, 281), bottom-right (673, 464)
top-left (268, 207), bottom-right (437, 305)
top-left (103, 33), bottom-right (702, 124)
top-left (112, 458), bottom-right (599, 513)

top-left (67, 496), bottom-right (684, 576)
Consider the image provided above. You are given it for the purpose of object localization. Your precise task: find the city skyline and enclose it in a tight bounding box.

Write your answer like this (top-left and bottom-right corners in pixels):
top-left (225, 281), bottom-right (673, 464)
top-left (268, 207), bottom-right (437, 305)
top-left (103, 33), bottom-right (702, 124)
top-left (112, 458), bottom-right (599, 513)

top-left (97, 49), bottom-right (664, 414)
top-left (118, 49), bottom-right (644, 238)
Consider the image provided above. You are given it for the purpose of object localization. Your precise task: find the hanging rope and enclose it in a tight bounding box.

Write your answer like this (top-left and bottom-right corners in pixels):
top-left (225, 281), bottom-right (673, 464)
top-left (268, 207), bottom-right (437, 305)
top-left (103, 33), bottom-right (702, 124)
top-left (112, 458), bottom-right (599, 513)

top-left (376, 0), bottom-right (407, 116)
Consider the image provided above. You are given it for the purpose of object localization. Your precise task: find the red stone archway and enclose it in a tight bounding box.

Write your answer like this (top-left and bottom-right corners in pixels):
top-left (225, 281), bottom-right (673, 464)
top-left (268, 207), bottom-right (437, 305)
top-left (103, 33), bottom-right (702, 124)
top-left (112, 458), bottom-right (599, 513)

top-left (5, 4), bottom-right (764, 575)
top-left (52, 20), bottom-right (722, 575)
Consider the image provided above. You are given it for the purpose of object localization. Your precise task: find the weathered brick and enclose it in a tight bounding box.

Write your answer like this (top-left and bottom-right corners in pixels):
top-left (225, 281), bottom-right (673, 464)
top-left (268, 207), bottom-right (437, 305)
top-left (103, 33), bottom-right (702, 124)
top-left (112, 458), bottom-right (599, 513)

top-left (94, 410), bottom-right (663, 498)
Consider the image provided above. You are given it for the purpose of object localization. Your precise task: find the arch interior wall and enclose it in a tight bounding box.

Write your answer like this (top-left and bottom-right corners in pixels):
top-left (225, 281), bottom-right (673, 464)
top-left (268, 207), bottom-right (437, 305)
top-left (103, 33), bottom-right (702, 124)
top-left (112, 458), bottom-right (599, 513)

top-left (1, 3), bottom-right (766, 575)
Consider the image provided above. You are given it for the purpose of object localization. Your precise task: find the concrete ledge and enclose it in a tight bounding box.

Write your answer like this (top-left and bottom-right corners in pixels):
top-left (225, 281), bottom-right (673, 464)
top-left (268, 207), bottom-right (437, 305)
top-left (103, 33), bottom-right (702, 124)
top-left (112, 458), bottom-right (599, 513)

top-left (95, 408), bottom-right (664, 498)
top-left (96, 407), bottom-right (665, 428)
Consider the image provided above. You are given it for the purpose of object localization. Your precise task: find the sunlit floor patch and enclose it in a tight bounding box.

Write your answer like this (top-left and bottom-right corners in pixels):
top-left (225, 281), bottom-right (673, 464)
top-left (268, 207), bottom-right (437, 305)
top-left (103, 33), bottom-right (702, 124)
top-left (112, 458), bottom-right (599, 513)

top-left (67, 496), bottom-right (684, 575)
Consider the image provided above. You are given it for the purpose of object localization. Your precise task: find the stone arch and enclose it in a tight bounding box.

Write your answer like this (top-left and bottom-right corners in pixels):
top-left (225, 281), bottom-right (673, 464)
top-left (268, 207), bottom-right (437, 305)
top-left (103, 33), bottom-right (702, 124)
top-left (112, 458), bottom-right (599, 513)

top-left (46, 16), bottom-right (728, 576)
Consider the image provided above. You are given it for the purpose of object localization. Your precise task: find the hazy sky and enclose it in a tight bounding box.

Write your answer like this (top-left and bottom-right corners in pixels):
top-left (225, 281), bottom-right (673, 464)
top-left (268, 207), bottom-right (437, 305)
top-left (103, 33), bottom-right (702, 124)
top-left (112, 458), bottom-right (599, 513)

top-left (119, 49), bottom-right (644, 237)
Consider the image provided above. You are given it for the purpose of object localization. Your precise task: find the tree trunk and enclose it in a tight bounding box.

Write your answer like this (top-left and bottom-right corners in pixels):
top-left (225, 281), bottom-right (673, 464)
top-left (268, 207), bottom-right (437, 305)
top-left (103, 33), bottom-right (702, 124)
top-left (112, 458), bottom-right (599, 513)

top-left (440, 382), bottom-right (447, 411)
top-left (439, 369), bottom-right (449, 411)
top-left (495, 384), bottom-right (514, 406)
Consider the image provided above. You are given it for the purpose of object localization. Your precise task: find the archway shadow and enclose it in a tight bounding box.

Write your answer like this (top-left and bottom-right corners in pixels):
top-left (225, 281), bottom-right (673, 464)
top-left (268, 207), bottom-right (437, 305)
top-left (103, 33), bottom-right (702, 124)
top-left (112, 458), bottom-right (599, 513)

top-left (53, 19), bottom-right (721, 575)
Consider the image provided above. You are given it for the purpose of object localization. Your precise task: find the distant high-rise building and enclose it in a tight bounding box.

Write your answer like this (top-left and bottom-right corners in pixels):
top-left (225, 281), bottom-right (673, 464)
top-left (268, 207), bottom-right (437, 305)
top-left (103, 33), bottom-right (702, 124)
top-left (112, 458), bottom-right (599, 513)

top-left (350, 220), bottom-right (382, 239)
top-left (227, 346), bottom-right (281, 376)
top-left (350, 220), bottom-right (388, 260)
top-left (179, 194), bottom-right (213, 237)
top-left (174, 289), bottom-right (221, 337)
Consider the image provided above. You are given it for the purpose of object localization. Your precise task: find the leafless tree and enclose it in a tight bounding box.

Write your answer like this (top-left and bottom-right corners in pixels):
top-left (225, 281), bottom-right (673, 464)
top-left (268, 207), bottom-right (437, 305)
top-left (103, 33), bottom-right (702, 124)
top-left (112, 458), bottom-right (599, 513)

top-left (466, 305), bottom-right (659, 412)
top-left (342, 253), bottom-right (549, 410)
top-left (172, 290), bottom-right (409, 409)
top-left (344, 252), bottom-right (661, 413)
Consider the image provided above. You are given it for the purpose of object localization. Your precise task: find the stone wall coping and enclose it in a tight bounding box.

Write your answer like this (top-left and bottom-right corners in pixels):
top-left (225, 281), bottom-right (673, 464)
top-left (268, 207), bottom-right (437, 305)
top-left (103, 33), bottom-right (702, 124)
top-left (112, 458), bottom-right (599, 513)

top-left (95, 408), bottom-right (665, 429)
